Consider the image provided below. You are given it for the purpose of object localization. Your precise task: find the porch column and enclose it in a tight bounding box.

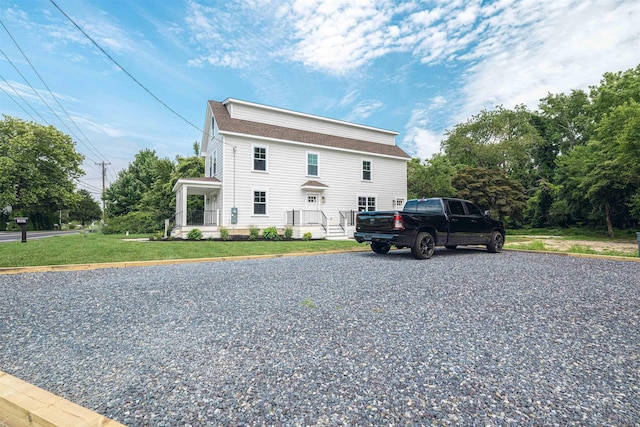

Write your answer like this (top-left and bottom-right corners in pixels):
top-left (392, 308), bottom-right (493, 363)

top-left (181, 184), bottom-right (188, 226)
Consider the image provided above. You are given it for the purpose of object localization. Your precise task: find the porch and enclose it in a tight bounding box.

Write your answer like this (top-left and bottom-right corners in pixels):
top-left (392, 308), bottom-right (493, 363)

top-left (170, 208), bottom-right (358, 240)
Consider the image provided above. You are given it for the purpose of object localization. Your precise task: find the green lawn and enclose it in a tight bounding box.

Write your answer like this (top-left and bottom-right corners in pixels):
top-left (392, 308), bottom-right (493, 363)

top-left (0, 233), bottom-right (363, 268)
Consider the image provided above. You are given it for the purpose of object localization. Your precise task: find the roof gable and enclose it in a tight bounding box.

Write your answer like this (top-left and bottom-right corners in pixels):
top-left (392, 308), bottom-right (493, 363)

top-left (209, 100), bottom-right (411, 159)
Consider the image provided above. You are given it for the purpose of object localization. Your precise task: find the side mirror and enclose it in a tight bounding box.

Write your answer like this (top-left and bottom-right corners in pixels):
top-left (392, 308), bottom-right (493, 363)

top-left (483, 210), bottom-right (491, 217)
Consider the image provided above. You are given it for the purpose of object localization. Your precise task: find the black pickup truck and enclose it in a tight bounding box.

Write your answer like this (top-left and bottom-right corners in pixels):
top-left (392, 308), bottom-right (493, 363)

top-left (354, 197), bottom-right (505, 259)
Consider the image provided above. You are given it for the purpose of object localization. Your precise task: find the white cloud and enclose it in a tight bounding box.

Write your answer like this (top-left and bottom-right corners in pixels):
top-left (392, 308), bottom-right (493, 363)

top-left (455, 0), bottom-right (640, 123)
top-left (344, 99), bottom-right (385, 122)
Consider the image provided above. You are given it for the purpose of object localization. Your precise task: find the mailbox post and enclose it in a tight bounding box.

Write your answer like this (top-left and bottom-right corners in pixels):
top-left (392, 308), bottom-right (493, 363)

top-left (15, 217), bottom-right (28, 243)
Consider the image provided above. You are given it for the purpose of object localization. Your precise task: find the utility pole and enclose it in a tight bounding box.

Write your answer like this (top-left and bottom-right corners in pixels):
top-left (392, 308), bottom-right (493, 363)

top-left (95, 162), bottom-right (111, 223)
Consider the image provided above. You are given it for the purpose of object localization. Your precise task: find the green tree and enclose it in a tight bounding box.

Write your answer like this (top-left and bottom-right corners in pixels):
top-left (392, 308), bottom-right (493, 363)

top-left (452, 167), bottom-right (527, 225)
top-left (407, 155), bottom-right (455, 199)
top-left (441, 105), bottom-right (542, 190)
top-left (104, 149), bottom-right (168, 218)
top-left (0, 116), bottom-right (84, 230)
top-left (69, 189), bottom-right (102, 226)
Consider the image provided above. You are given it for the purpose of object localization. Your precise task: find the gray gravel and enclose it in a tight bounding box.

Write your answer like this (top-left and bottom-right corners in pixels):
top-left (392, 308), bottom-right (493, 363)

top-left (1, 249), bottom-right (639, 426)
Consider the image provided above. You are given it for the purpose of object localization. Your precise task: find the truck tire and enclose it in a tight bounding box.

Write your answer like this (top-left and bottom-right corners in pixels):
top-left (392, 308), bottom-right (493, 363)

top-left (412, 232), bottom-right (435, 259)
top-left (487, 231), bottom-right (504, 253)
top-left (371, 242), bottom-right (391, 254)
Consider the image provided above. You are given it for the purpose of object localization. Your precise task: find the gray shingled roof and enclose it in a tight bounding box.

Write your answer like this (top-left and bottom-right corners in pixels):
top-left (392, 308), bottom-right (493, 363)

top-left (209, 101), bottom-right (411, 159)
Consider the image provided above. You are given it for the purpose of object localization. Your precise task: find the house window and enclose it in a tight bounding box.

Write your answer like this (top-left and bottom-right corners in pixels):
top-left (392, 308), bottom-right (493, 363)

top-left (253, 146), bottom-right (267, 171)
top-left (208, 155), bottom-right (213, 177)
top-left (307, 153), bottom-right (318, 176)
top-left (213, 151), bottom-right (217, 175)
top-left (362, 160), bottom-right (372, 181)
top-left (358, 196), bottom-right (376, 212)
top-left (253, 191), bottom-right (267, 215)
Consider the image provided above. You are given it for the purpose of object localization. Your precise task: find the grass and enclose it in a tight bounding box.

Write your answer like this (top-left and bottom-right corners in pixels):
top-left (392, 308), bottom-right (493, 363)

top-left (0, 233), bottom-right (362, 268)
top-left (1, 228), bottom-right (637, 268)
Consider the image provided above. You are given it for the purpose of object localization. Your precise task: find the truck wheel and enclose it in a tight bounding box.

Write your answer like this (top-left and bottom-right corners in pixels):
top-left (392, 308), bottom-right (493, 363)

top-left (371, 242), bottom-right (391, 254)
top-left (412, 232), bottom-right (435, 259)
top-left (487, 231), bottom-right (504, 253)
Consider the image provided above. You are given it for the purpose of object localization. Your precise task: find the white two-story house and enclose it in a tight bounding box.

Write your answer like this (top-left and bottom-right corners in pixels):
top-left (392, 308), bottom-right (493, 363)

top-left (172, 98), bottom-right (410, 239)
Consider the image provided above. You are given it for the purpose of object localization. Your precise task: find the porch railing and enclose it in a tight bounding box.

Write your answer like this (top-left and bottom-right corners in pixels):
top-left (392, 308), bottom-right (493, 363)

top-left (286, 210), bottom-right (327, 232)
top-left (178, 209), bottom-right (219, 226)
top-left (339, 210), bottom-right (357, 232)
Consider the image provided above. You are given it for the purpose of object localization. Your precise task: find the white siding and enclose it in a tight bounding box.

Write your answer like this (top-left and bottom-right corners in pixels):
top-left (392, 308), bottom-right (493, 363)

top-left (224, 99), bottom-right (397, 146)
top-left (217, 133), bottom-right (407, 229)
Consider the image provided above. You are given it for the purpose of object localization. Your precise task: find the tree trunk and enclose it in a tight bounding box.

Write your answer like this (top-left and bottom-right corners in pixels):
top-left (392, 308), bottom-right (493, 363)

top-left (604, 200), bottom-right (614, 238)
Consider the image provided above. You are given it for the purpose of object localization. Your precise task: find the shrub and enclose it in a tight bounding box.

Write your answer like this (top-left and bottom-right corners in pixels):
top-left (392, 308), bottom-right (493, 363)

top-left (187, 228), bottom-right (203, 240)
top-left (284, 227), bottom-right (293, 239)
top-left (262, 226), bottom-right (279, 240)
top-left (302, 232), bottom-right (312, 241)
top-left (103, 211), bottom-right (159, 235)
top-left (219, 226), bottom-right (230, 241)
top-left (248, 225), bottom-right (260, 241)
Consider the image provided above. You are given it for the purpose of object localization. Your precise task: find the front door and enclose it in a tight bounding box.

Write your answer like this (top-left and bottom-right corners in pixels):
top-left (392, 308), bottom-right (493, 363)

top-left (306, 193), bottom-right (320, 224)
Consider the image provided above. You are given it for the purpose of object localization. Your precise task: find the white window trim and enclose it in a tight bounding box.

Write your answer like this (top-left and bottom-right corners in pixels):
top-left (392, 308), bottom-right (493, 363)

top-left (252, 188), bottom-right (268, 216)
top-left (252, 144), bottom-right (268, 173)
top-left (212, 151), bottom-right (217, 176)
top-left (361, 158), bottom-right (372, 182)
top-left (356, 194), bottom-right (377, 212)
top-left (306, 151), bottom-right (319, 177)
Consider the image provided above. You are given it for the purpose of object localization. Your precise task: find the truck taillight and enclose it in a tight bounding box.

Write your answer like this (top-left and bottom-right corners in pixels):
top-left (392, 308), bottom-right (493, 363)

top-left (393, 213), bottom-right (404, 229)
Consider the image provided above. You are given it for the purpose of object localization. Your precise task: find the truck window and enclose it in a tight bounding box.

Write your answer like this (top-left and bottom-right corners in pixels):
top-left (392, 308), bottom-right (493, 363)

top-left (417, 199), bottom-right (443, 214)
top-left (448, 200), bottom-right (465, 215)
top-left (465, 202), bottom-right (482, 216)
top-left (403, 200), bottom-right (418, 212)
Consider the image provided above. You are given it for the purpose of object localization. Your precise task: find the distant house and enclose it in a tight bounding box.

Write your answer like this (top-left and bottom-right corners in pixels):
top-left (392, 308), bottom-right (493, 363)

top-left (172, 98), bottom-right (410, 239)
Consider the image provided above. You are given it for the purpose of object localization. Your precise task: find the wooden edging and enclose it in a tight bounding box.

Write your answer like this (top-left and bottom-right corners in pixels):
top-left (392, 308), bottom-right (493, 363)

top-left (0, 370), bottom-right (125, 427)
top-left (0, 248), bottom-right (370, 275)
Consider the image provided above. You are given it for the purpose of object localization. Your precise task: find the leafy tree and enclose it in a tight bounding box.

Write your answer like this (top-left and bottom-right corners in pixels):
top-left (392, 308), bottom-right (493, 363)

top-left (441, 105), bottom-right (543, 190)
top-left (537, 90), bottom-right (591, 155)
top-left (452, 167), bottom-right (527, 225)
top-left (0, 116), bottom-right (84, 230)
top-left (407, 154), bottom-right (455, 199)
top-left (104, 149), bottom-right (169, 218)
top-left (69, 189), bottom-right (102, 226)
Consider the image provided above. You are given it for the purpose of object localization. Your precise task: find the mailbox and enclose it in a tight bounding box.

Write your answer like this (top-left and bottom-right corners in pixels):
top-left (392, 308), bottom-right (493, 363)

top-left (14, 217), bottom-right (28, 243)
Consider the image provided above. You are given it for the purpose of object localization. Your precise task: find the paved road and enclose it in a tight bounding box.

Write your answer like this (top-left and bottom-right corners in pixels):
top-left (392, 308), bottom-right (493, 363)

top-left (1, 249), bottom-right (638, 426)
top-left (0, 230), bottom-right (79, 243)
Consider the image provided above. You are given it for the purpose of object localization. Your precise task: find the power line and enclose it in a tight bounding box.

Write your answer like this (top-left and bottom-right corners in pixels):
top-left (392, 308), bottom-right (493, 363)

top-left (50, 0), bottom-right (205, 136)
top-left (0, 19), bottom-right (109, 164)
top-left (0, 75), bottom-right (43, 123)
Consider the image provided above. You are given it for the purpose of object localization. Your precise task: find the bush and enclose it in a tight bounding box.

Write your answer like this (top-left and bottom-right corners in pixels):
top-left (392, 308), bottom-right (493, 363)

top-left (284, 227), bottom-right (293, 239)
top-left (248, 225), bottom-right (260, 241)
top-left (187, 228), bottom-right (203, 240)
top-left (103, 211), bottom-right (160, 235)
top-left (302, 232), bottom-right (312, 241)
top-left (262, 226), bottom-right (279, 240)
top-left (219, 226), bottom-right (230, 241)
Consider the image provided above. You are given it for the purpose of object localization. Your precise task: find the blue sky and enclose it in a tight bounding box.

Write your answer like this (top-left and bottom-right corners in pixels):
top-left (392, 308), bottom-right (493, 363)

top-left (1, 0), bottom-right (639, 200)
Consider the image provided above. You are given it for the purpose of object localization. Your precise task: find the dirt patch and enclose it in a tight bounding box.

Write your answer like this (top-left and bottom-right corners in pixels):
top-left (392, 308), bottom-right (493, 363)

top-left (508, 235), bottom-right (638, 255)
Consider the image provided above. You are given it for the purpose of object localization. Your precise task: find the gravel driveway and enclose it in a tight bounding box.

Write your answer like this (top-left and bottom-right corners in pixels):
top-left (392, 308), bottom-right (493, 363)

top-left (1, 249), bottom-right (638, 426)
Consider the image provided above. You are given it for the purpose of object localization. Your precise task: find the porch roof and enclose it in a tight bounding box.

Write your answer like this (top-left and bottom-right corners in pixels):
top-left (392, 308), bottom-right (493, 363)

top-left (173, 177), bottom-right (222, 195)
top-left (301, 180), bottom-right (328, 191)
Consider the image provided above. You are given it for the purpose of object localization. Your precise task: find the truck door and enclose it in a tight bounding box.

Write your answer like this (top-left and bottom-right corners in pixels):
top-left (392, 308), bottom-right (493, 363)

top-left (446, 200), bottom-right (468, 245)
top-left (464, 201), bottom-right (493, 244)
